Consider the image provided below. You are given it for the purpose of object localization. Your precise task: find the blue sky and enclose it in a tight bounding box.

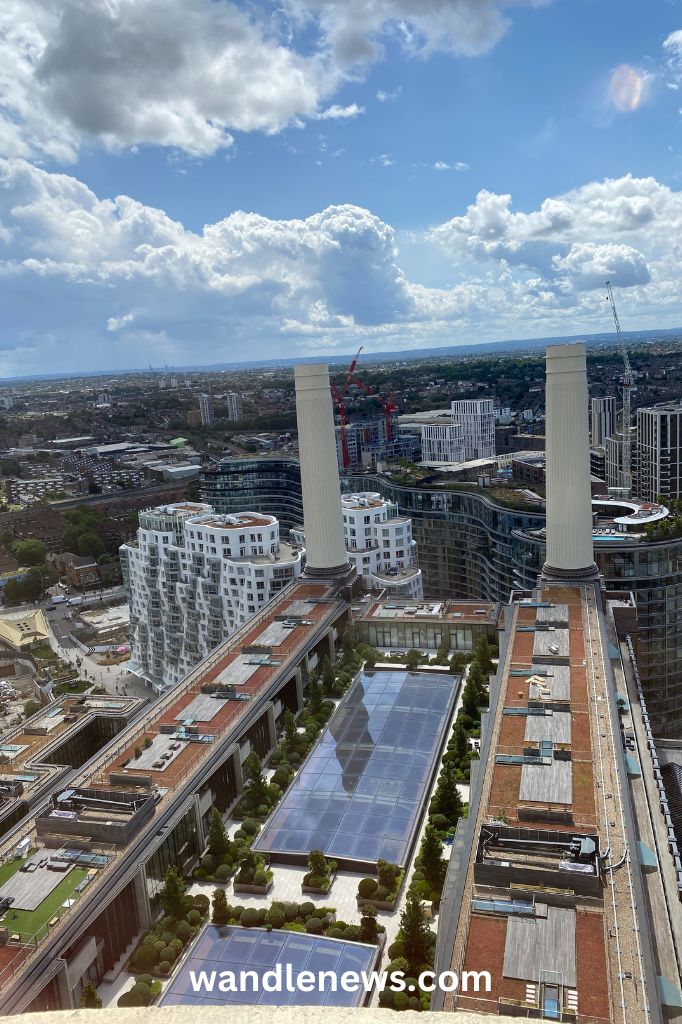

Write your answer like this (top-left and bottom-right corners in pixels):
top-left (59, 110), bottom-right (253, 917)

top-left (1, 0), bottom-right (682, 375)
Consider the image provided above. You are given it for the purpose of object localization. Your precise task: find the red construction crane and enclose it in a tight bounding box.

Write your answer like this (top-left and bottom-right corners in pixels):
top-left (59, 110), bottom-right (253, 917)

top-left (348, 377), bottom-right (398, 440)
top-left (331, 347), bottom-right (363, 473)
top-left (331, 346), bottom-right (400, 470)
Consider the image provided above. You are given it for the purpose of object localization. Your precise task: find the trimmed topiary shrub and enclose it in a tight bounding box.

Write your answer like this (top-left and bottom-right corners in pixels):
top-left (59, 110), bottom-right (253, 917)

top-left (388, 940), bottom-right (405, 960)
top-left (265, 905), bottom-right (285, 928)
top-left (241, 907), bottom-right (260, 927)
top-left (300, 901), bottom-right (315, 916)
top-left (358, 877), bottom-right (378, 898)
top-left (393, 992), bottom-right (410, 1011)
top-left (133, 944), bottom-right (158, 972)
top-left (187, 909), bottom-right (201, 926)
top-left (201, 854), bottom-right (217, 873)
top-left (253, 869), bottom-right (268, 886)
top-left (161, 931), bottom-right (175, 945)
top-left (408, 996), bottom-right (421, 1011)
top-left (131, 982), bottom-right (151, 1006)
top-left (215, 863), bottom-right (231, 881)
top-left (342, 925), bottom-right (361, 941)
top-left (284, 902), bottom-right (299, 922)
top-left (150, 980), bottom-right (162, 999)
top-left (306, 917), bottom-right (323, 934)
top-left (135, 974), bottom-right (154, 987)
top-left (118, 991), bottom-right (143, 1008)
top-left (194, 894), bottom-right (210, 914)
top-left (241, 818), bottom-right (259, 836)
top-left (157, 961), bottom-right (171, 976)
top-left (175, 920), bottom-right (192, 942)
top-left (160, 945), bottom-right (177, 963)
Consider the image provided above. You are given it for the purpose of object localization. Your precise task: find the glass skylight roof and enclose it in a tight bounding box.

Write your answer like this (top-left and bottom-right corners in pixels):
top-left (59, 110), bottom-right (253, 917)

top-left (159, 926), bottom-right (379, 1007)
top-left (253, 669), bottom-right (457, 867)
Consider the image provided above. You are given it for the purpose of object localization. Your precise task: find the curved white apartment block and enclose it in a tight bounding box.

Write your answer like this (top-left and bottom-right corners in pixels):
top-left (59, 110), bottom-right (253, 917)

top-left (120, 502), bottom-right (304, 692)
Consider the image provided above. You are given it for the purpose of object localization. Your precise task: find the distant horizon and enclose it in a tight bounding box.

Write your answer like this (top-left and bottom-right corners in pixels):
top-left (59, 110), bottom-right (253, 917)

top-left (2, 324), bottom-right (681, 386)
top-left (3, 1), bottom-right (682, 378)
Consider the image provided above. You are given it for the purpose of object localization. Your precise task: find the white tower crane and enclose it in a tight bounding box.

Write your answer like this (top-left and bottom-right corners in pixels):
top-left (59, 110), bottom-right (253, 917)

top-left (606, 280), bottom-right (634, 495)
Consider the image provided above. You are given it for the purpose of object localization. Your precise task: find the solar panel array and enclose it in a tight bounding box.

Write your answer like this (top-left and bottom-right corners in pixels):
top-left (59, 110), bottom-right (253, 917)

top-left (253, 670), bottom-right (456, 867)
top-left (159, 926), bottom-right (378, 1007)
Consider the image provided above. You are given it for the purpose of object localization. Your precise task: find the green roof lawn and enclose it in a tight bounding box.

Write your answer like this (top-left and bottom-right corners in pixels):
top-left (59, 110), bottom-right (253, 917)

top-left (1, 864), bottom-right (89, 941)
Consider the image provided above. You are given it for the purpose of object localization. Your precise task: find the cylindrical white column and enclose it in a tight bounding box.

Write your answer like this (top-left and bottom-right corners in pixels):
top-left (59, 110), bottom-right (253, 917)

top-left (294, 364), bottom-right (350, 576)
top-left (542, 343), bottom-right (598, 581)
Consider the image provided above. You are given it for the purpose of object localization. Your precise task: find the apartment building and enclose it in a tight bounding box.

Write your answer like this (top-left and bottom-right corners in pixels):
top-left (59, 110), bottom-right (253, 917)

top-left (451, 397), bottom-right (496, 459)
top-left (120, 501), bottom-right (304, 692)
top-left (199, 394), bottom-right (214, 427)
top-left (421, 420), bottom-right (466, 463)
top-left (293, 490), bottom-right (422, 598)
top-left (226, 392), bottom-right (242, 421)
top-left (636, 401), bottom-right (682, 501)
top-left (590, 395), bottom-right (616, 447)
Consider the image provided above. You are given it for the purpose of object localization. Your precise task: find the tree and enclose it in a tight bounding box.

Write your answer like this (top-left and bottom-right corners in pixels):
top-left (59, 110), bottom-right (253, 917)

top-left (450, 720), bottom-right (470, 765)
top-left (80, 983), bottom-right (102, 1009)
top-left (0, 528), bottom-right (14, 550)
top-left (342, 630), bottom-right (354, 664)
top-left (283, 709), bottom-right (297, 748)
top-left (159, 865), bottom-right (187, 921)
top-left (307, 849), bottom-right (330, 879)
top-left (431, 765), bottom-right (464, 825)
top-left (77, 531), bottom-right (105, 558)
top-left (308, 670), bottom-right (323, 713)
top-left (363, 647), bottom-right (378, 670)
top-left (212, 887), bottom-right (229, 924)
top-left (321, 656), bottom-right (335, 695)
top-left (405, 648), bottom-right (421, 671)
top-left (419, 824), bottom-right (446, 890)
top-left (399, 889), bottom-right (432, 972)
top-left (24, 700), bottom-right (41, 719)
top-left (474, 634), bottom-right (494, 674)
top-left (3, 579), bottom-right (23, 605)
top-left (449, 650), bottom-right (467, 674)
top-left (360, 904), bottom-right (379, 943)
top-left (243, 751), bottom-right (269, 807)
top-left (10, 539), bottom-right (46, 566)
top-left (207, 807), bottom-right (228, 859)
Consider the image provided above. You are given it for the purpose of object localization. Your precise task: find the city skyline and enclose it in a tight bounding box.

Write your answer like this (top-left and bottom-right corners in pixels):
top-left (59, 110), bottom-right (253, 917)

top-left (1, 1), bottom-right (682, 376)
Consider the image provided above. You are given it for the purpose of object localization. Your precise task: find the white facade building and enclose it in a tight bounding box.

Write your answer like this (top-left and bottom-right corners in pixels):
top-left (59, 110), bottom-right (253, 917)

top-left (636, 401), bottom-right (682, 502)
top-left (226, 392), bottom-right (243, 422)
top-left (199, 394), bottom-right (214, 427)
top-left (120, 502), bottom-right (303, 692)
top-left (292, 491), bottom-right (422, 598)
top-left (421, 421), bottom-right (466, 463)
top-left (591, 396), bottom-right (616, 447)
top-left (451, 398), bottom-right (496, 459)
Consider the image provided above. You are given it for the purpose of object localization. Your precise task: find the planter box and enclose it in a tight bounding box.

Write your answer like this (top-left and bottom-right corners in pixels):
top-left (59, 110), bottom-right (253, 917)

top-left (302, 873), bottom-right (335, 895)
top-left (233, 880), bottom-right (273, 896)
top-left (356, 894), bottom-right (399, 912)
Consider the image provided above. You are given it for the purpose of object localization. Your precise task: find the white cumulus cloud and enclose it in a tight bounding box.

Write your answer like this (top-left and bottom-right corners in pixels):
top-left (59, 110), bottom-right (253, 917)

top-left (1, 159), bottom-right (681, 375)
top-left (0, 0), bottom-right (552, 160)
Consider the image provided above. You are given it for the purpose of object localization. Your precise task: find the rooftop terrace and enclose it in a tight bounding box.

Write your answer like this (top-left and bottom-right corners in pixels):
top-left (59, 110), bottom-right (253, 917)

top-left (438, 585), bottom-right (653, 1024)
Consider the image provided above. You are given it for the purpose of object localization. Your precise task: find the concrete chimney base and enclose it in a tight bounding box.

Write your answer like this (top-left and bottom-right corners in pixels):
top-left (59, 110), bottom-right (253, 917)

top-left (541, 561), bottom-right (599, 583)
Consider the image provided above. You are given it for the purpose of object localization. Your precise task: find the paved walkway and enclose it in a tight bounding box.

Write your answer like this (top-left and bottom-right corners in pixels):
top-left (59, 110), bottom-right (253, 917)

top-left (45, 615), bottom-right (149, 700)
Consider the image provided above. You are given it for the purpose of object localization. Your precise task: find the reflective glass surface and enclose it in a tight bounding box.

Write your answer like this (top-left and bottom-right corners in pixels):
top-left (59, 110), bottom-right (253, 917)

top-left (253, 670), bottom-right (456, 866)
top-left (159, 926), bottom-right (377, 1007)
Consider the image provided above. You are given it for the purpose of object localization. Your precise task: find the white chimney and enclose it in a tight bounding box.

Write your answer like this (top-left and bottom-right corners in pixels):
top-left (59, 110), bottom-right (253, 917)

top-left (542, 343), bottom-right (598, 582)
top-left (294, 364), bottom-right (351, 577)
